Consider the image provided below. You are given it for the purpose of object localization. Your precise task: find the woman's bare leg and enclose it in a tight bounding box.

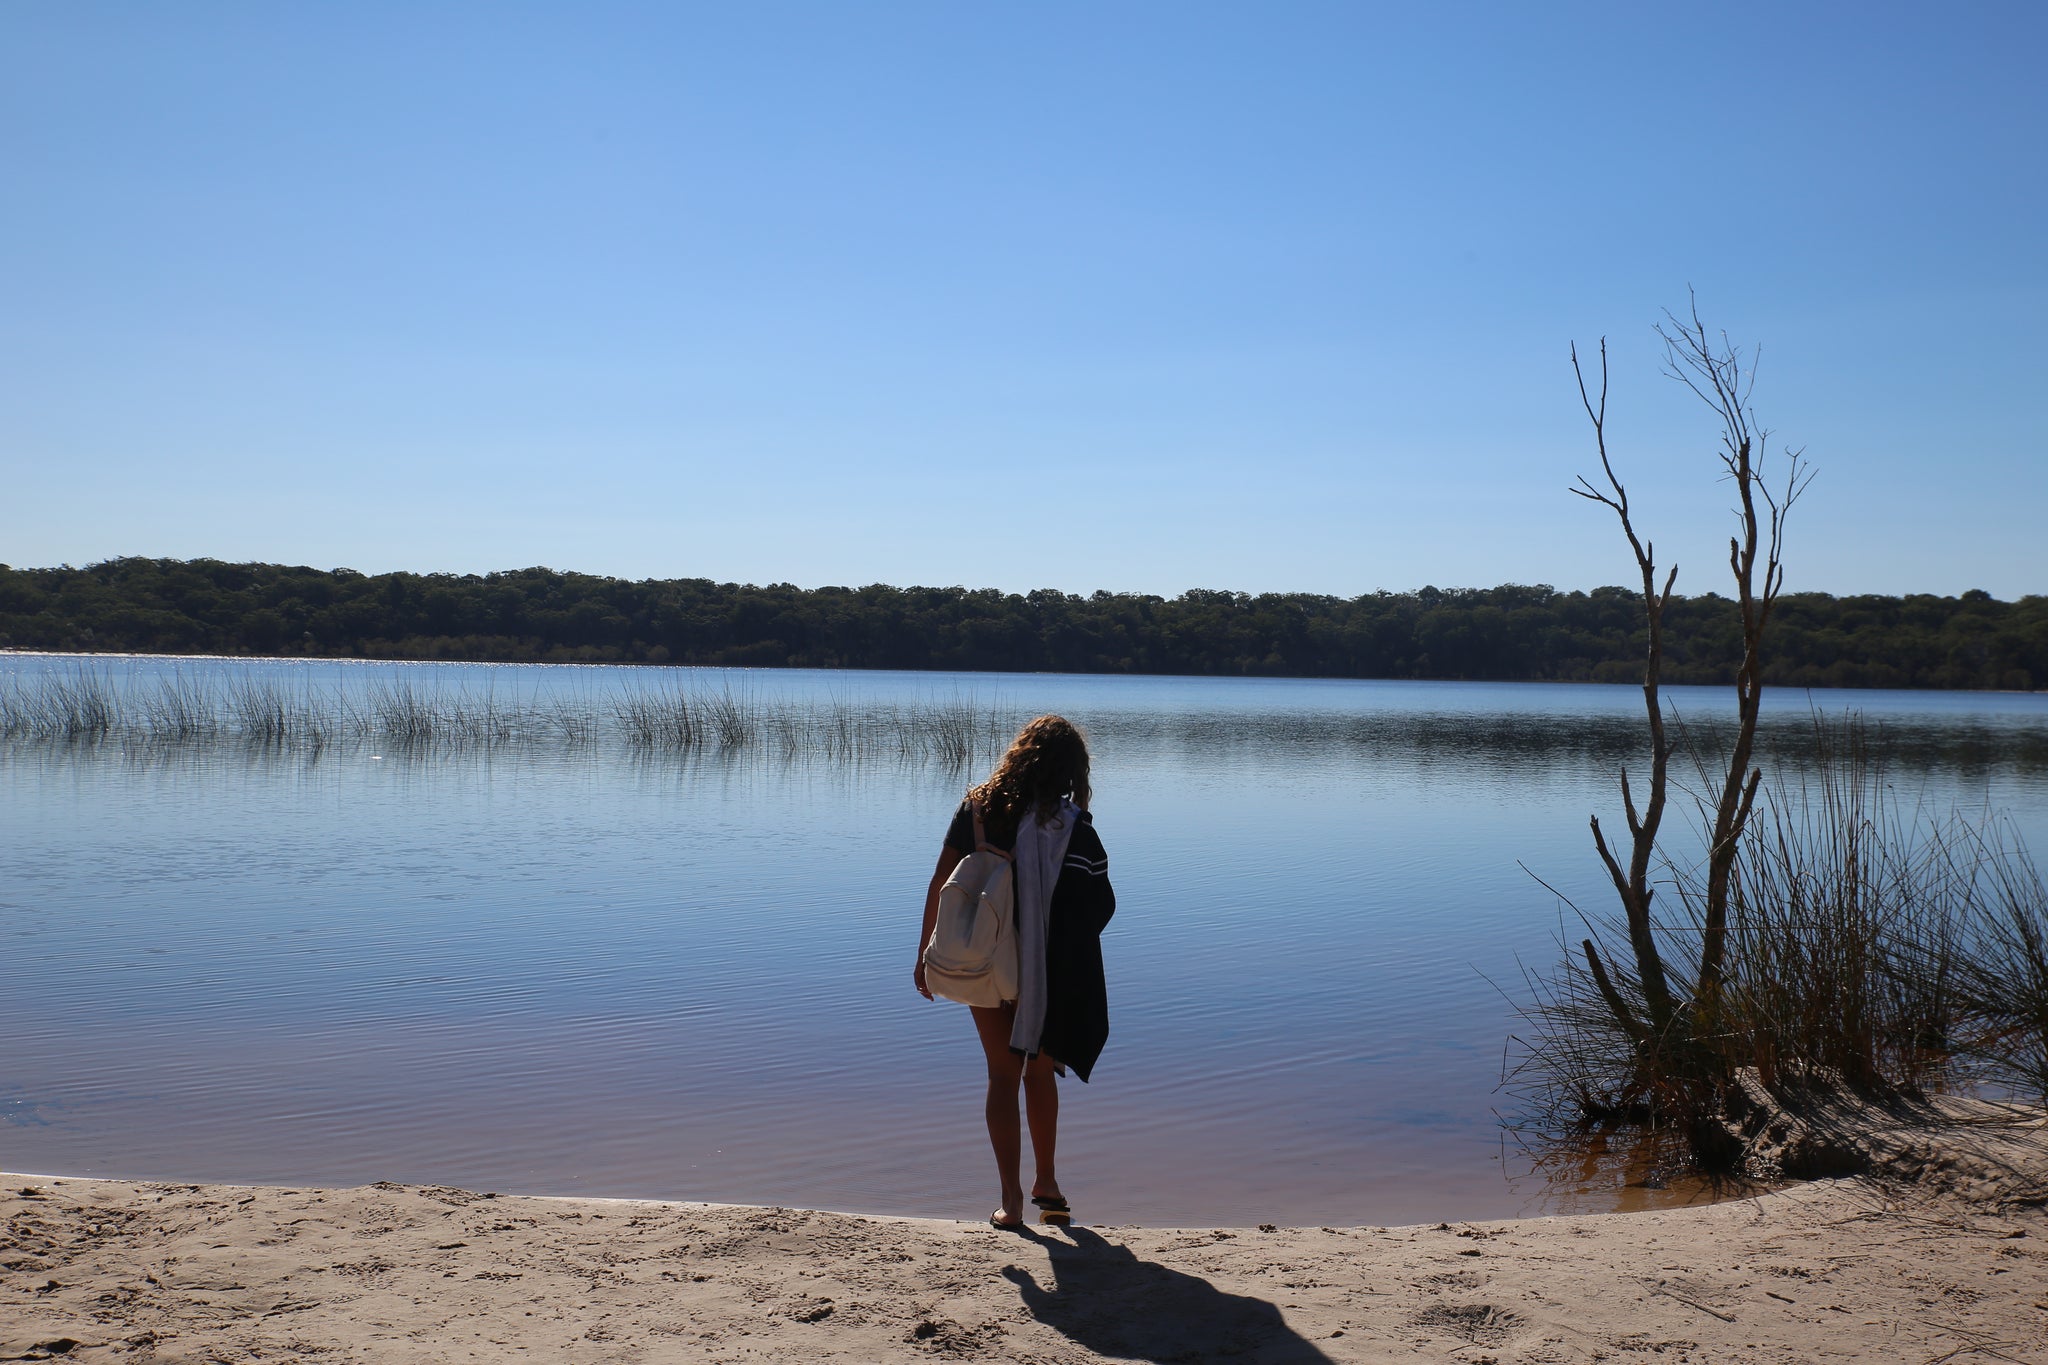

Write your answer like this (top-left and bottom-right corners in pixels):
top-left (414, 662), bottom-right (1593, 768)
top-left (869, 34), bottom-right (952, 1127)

top-left (970, 1003), bottom-right (1026, 1225)
top-left (1023, 1051), bottom-right (1061, 1202)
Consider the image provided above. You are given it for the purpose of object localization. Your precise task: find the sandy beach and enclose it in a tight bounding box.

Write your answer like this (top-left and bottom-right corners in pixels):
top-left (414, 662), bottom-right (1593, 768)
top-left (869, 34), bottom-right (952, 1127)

top-left (5, 1164), bottom-right (2045, 1364)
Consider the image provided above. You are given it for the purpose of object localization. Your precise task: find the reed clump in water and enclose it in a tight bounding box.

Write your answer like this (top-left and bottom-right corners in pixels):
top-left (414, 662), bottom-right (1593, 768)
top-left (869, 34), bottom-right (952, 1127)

top-left (606, 683), bottom-right (1008, 767)
top-left (367, 677), bottom-right (443, 748)
top-left (538, 695), bottom-right (598, 745)
top-left (0, 665), bottom-right (1012, 768)
top-left (0, 668), bottom-right (117, 739)
top-left (136, 672), bottom-right (216, 742)
top-left (700, 684), bottom-right (755, 749)
top-left (913, 699), bottom-right (980, 767)
top-left (228, 675), bottom-right (300, 747)
top-left (236, 673), bottom-right (351, 749)
top-left (612, 683), bottom-right (705, 749)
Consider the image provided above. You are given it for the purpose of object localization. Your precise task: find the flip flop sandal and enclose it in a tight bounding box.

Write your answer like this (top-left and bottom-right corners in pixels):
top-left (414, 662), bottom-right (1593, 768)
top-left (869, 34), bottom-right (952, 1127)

top-left (1032, 1195), bottom-right (1072, 1226)
top-left (989, 1210), bottom-right (1026, 1231)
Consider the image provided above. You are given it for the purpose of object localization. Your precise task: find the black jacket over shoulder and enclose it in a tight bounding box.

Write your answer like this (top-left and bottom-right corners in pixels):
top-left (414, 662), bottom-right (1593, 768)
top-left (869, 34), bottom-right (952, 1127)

top-left (1038, 815), bottom-right (1115, 1081)
top-left (945, 804), bottom-right (1118, 1081)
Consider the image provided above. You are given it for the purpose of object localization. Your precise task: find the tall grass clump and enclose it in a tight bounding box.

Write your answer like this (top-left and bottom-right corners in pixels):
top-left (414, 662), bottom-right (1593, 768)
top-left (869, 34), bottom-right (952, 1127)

top-left (700, 683), bottom-right (757, 748)
top-left (140, 673), bottom-right (218, 741)
top-left (368, 676), bottom-right (441, 747)
top-left (817, 699), bottom-right (860, 762)
top-left (1705, 716), bottom-right (1968, 1096)
top-left (918, 699), bottom-right (979, 767)
top-left (538, 695), bottom-right (597, 745)
top-left (0, 675), bottom-right (32, 739)
top-left (613, 683), bottom-right (701, 749)
top-left (441, 684), bottom-right (518, 745)
top-left (227, 674), bottom-right (295, 746)
top-left (1, 668), bottom-right (119, 739)
top-left (1940, 821), bottom-right (2048, 1105)
top-left (228, 673), bottom-right (348, 748)
top-left (767, 700), bottom-right (812, 759)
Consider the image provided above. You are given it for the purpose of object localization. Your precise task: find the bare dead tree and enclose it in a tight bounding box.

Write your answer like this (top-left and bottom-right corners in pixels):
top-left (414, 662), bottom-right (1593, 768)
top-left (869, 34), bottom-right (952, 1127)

top-left (1527, 316), bottom-right (2043, 1165)
top-left (1568, 338), bottom-right (1679, 1047)
top-left (1569, 295), bottom-right (1813, 1101)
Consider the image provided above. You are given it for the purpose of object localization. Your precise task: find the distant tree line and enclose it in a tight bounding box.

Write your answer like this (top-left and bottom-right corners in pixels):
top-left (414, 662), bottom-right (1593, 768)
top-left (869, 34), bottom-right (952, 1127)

top-left (1, 558), bottom-right (2042, 691)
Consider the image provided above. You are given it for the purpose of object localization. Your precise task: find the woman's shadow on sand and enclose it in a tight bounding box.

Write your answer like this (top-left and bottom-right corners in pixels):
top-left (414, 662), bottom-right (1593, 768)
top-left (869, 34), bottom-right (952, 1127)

top-left (1000, 1225), bottom-right (1334, 1363)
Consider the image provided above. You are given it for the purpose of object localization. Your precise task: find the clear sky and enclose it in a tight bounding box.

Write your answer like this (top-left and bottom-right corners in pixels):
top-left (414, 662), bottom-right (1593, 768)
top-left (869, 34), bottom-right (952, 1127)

top-left (3, 2), bottom-right (2042, 598)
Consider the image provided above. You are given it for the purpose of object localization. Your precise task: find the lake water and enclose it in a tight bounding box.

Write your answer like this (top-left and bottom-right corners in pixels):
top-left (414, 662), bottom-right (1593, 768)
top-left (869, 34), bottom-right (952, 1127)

top-left (5, 654), bottom-right (2046, 1227)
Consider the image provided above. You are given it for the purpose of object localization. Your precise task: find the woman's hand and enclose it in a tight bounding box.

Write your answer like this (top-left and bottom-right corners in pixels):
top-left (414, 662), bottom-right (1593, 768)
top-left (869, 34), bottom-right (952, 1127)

top-left (913, 959), bottom-right (933, 1001)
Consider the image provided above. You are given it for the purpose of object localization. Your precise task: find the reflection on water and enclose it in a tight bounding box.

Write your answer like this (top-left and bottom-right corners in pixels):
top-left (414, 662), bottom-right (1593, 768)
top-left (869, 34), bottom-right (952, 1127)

top-left (1499, 1124), bottom-right (1778, 1217)
top-left (3, 655), bottom-right (2045, 1226)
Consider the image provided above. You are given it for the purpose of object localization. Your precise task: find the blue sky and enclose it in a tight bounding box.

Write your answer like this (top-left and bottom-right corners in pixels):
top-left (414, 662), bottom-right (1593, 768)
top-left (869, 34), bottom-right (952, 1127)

top-left (3, 2), bottom-right (2042, 597)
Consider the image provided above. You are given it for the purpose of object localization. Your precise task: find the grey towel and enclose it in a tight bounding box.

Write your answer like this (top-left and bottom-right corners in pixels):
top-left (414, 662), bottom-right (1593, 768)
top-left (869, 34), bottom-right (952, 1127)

top-left (1009, 798), bottom-right (1079, 1057)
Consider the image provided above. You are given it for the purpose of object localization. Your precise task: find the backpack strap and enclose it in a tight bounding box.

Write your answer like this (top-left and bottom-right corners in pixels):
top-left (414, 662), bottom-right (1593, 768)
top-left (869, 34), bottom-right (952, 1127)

top-left (970, 801), bottom-right (1013, 861)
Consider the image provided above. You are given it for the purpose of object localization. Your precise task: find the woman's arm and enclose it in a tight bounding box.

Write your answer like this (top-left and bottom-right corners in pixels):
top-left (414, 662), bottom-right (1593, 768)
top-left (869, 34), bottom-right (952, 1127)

top-left (913, 844), bottom-right (967, 1000)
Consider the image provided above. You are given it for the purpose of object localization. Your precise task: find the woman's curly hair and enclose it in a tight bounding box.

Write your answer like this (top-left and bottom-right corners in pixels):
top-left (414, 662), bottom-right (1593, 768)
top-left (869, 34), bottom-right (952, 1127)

top-left (968, 714), bottom-right (1091, 838)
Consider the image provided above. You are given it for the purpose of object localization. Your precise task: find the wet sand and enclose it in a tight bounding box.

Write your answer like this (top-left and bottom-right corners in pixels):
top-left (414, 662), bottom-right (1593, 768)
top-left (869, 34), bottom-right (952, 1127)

top-left (4, 1169), bottom-right (2044, 1363)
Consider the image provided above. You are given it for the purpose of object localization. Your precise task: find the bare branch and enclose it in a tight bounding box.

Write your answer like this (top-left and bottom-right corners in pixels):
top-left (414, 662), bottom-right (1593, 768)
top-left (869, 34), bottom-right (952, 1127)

top-left (1583, 940), bottom-right (1649, 1045)
top-left (1590, 814), bottom-right (1630, 901)
top-left (1570, 329), bottom-right (1680, 1034)
top-left (1620, 768), bottom-right (1644, 840)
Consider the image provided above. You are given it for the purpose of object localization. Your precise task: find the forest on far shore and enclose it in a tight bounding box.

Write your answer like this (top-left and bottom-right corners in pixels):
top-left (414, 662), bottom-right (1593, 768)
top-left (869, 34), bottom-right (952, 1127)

top-left (1, 557), bottom-right (2043, 692)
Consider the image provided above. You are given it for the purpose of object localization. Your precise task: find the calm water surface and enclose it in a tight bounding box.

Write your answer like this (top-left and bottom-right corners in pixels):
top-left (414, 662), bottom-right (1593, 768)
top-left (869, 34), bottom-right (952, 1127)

top-left (5, 656), bottom-right (2046, 1226)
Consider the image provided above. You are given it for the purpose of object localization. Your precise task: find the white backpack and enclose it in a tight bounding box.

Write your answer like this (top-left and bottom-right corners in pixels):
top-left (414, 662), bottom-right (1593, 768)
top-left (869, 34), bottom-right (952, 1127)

top-left (922, 806), bottom-right (1018, 1007)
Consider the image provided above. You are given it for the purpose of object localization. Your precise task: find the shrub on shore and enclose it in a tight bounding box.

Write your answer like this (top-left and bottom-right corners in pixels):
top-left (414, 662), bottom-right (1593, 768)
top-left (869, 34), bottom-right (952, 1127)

top-left (1513, 713), bottom-right (2048, 1174)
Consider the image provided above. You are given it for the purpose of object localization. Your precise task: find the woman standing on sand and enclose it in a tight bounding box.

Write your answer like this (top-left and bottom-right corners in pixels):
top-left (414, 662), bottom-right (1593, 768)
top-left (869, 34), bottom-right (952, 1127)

top-left (914, 715), bottom-right (1116, 1229)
